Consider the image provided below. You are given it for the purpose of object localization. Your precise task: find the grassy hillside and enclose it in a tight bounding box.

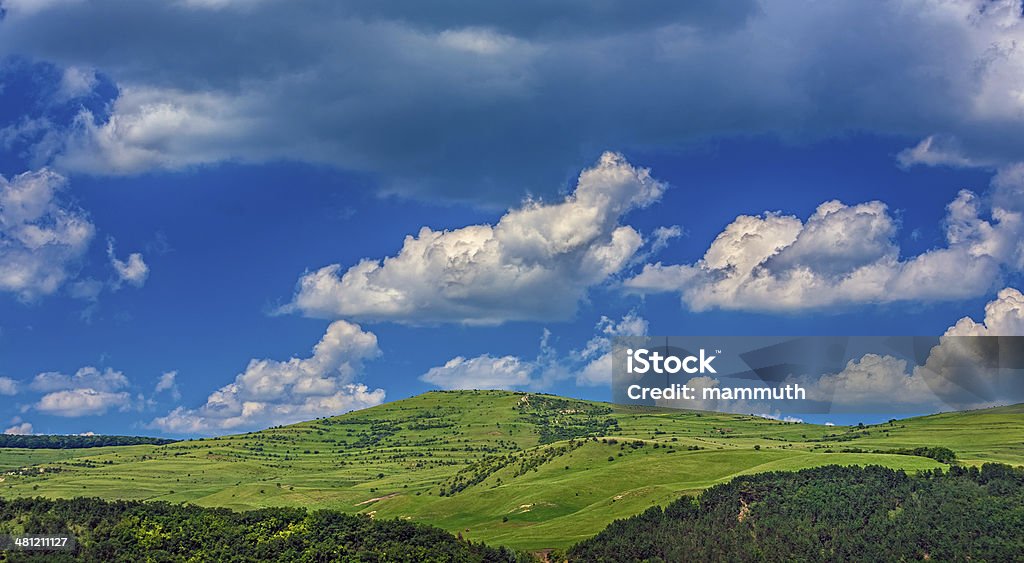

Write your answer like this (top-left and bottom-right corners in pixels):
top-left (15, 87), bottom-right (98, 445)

top-left (1, 390), bottom-right (1021, 550)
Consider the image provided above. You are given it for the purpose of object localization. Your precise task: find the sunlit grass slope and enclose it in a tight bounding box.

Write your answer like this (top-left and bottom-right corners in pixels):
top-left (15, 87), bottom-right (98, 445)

top-left (1, 390), bottom-right (1021, 550)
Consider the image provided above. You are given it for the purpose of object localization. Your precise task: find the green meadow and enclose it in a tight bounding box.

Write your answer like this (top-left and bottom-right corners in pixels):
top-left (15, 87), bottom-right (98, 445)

top-left (1, 390), bottom-right (1022, 551)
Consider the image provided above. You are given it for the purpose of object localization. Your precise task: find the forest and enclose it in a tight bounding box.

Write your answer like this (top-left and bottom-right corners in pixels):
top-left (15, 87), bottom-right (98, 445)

top-left (566, 463), bottom-right (1024, 562)
top-left (0, 497), bottom-right (532, 562)
top-left (0, 435), bottom-right (177, 449)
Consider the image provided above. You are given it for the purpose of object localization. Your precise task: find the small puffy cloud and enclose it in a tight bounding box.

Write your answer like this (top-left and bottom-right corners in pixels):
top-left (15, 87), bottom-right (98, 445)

top-left (419, 312), bottom-right (646, 390)
top-left (36, 388), bottom-right (131, 417)
top-left (626, 182), bottom-right (1024, 311)
top-left (107, 238), bottom-right (149, 288)
top-left (650, 225), bottom-right (683, 253)
top-left (421, 355), bottom-right (536, 390)
top-left (286, 153), bottom-right (664, 324)
top-left (0, 169), bottom-right (95, 300)
top-left (0, 377), bottom-right (19, 396)
top-left (30, 366), bottom-right (129, 393)
top-left (896, 134), bottom-right (988, 169)
top-left (151, 320), bottom-right (385, 434)
top-left (154, 370), bottom-right (180, 400)
top-left (419, 329), bottom-right (564, 391)
top-left (29, 366), bottom-right (133, 417)
top-left (3, 422), bottom-right (33, 435)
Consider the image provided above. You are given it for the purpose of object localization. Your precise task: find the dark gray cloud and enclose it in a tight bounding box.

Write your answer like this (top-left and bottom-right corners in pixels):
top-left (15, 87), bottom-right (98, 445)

top-left (1, 0), bottom-right (1021, 203)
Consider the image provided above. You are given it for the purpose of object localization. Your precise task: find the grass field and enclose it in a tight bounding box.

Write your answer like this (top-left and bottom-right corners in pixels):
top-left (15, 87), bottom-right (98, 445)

top-left (1, 390), bottom-right (1021, 551)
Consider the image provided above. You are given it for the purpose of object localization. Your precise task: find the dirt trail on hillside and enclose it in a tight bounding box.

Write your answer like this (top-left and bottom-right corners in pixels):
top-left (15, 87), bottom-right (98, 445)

top-left (355, 493), bottom-right (398, 506)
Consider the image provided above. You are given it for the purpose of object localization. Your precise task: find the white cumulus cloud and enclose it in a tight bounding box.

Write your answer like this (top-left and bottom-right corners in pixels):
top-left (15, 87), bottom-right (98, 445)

top-left (36, 388), bottom-right (132, 417)
top-left (946, 287), bottom-right (1024, 336)
top-left (811, 354), bottom-right (935, 409)
top-left (626, 179), bottom-right (1024, 311)
top-left (0, 169), bottom-right (94, 300)
top-left (29, 366), bottom-right (134, 417)
top-left (913, 287), bottom-right (1024, 409)
top-left (151, 320), bottom-right (385, 434)
top-left (286, 152), bottom-right (665, 324)
top-left (421, 355), bottom-right (537, 390)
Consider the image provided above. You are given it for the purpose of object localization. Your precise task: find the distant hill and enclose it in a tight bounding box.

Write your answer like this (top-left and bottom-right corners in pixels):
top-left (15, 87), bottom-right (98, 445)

top-left (1, 390), bottom-right (1022, 551)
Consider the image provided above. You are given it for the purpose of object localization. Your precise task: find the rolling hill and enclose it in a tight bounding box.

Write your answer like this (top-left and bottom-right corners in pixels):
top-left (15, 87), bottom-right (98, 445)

top-left (1, 390), bottom-right (1022, 551)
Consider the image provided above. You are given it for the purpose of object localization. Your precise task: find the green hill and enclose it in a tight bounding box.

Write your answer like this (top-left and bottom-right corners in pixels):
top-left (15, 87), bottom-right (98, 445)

top-left (1, 390), bottom-right (1022, 551)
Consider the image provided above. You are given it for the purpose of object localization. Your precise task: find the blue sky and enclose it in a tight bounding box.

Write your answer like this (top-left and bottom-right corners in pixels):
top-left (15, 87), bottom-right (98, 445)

top-left (0, 0), bottom-right (1023, 436)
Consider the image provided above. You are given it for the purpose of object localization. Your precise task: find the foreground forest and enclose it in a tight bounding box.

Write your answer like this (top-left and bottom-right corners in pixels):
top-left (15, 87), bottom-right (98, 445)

top-left (0, 497), bottom-right (532, 562)
top-left (567, 464), bottom-right (1024, 562)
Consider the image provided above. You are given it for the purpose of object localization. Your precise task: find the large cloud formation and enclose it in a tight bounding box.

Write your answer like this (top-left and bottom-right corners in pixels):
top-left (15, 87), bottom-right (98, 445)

top-left (626, 169), bottom-right (1024, 311)
top-left (286, 153), bottom-right (664, 324)
top-left (0, 168), bottom-right (94, 300)
top-left (152, 320), bottom-right (385, 433)
top-left (1, 1), bottom-right (1023, 201)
